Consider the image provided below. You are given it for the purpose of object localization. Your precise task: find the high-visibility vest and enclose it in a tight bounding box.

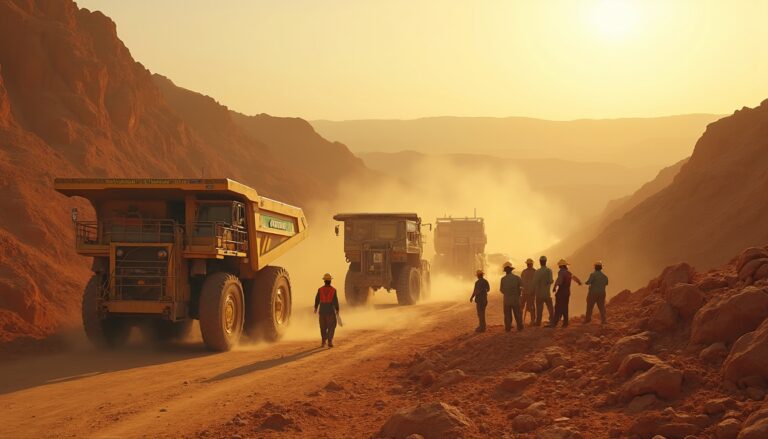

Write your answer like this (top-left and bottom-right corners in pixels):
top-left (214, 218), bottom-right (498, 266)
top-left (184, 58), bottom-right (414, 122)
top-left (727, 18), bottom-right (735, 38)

top-left (318, 286), bottom-right (336, 303)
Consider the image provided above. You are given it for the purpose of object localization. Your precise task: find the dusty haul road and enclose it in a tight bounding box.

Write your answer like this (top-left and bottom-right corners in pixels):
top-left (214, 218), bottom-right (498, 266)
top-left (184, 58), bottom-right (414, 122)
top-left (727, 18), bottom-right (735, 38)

top-left (0, 296), bottom-right (482, 439)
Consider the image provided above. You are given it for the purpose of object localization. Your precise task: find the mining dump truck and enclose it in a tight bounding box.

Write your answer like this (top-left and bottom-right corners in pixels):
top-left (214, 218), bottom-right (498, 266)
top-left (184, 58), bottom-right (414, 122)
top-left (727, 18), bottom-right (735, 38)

top-left (333, 213), bottom-right (430, 306)
top-left (433, 216), bottom-right (487, 277)
top-left (54, 178), bottom-right (307, 351)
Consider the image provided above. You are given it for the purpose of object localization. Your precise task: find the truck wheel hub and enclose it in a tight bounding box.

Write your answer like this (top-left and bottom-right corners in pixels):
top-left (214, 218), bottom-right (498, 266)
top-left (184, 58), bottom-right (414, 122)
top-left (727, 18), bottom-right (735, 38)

top-left (224, 295), bottom-right (235, 333)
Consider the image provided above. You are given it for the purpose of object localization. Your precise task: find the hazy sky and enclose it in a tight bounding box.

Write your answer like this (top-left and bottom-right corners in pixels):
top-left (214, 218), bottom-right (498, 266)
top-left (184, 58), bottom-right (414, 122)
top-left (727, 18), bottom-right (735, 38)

top-left (77, 0), bottom-right (768, 120)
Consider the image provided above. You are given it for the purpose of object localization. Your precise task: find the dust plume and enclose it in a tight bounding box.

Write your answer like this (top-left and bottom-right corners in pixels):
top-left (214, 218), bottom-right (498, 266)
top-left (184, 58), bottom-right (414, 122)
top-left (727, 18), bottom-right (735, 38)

top-left (277, 155), bottom-right (564, 313)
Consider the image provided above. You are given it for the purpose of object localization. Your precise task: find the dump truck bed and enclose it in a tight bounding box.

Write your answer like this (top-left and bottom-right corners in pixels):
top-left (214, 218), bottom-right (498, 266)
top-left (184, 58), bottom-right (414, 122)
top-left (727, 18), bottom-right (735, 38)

top-left (54, 178), bottom-right (308, 271)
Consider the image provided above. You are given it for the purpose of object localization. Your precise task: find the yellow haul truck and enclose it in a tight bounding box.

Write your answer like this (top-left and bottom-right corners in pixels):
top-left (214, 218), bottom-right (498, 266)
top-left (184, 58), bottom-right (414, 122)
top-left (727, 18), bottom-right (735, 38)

top-left (54, 178), bottom-right (308, 351)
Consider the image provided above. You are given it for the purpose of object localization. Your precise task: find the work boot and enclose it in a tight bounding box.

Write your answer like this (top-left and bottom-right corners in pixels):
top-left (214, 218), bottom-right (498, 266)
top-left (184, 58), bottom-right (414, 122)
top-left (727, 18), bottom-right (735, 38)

top-left (475, 327), bottom-right (486, 333)
top-left (321, 340), bottom-right (326, 347)
top-left (328, 340), bottom-right (334, 348)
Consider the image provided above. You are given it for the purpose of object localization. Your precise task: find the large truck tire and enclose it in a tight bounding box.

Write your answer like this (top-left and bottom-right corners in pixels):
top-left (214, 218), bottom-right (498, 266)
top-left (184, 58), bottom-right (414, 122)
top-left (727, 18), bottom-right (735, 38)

top-left (421, 262), bottom-right (432, 301)
top-left (245, 266), bottom-right (291, 342)
top-left (344, 268), bottom-right (371, 306)
top-left (395, 265), bottom-right (421, 306)
top-left (199, 272), bottom-right (244, 351)
top-left (82, 275), bottom-right (131, 349)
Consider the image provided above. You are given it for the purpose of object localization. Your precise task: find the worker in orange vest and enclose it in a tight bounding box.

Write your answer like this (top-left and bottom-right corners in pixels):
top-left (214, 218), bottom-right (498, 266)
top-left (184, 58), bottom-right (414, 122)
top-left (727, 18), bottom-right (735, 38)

top-left (314, 273), bottom-right (340, 348)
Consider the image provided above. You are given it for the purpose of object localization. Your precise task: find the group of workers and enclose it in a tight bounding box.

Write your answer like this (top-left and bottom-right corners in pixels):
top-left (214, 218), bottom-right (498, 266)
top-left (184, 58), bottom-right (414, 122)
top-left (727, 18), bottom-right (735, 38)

top-left (312, 257), bottom-right (610, 348)
top-left (470, 256), bottom-right (609, 333)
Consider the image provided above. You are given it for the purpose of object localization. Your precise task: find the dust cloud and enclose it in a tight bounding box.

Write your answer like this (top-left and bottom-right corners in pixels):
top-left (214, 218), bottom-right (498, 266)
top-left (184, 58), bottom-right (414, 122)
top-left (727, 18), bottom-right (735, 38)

top-left (277, 155), bottom-right (564, 325)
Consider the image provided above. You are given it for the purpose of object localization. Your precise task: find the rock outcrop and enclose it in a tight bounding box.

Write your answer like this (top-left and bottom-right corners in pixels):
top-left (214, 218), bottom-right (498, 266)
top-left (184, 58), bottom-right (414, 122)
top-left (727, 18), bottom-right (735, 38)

top-left (379, 402), bottom-right (475, 439)
top-left (723, 319), bottom-right (768, 385)
top-left (690, 286), bottom-right (768, 344)
top-left (620, 364), bottom-right (684, 401)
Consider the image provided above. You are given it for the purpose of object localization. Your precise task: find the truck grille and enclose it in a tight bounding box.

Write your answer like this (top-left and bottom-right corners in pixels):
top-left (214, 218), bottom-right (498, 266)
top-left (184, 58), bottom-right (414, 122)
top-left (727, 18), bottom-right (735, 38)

top-left (114, 246), bottom-right (169, 300)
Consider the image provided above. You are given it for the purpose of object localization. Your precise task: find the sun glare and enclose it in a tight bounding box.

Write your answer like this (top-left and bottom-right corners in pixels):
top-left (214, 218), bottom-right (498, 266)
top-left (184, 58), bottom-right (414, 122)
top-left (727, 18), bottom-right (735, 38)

top-left (588, 0), bottom-right (641, 41)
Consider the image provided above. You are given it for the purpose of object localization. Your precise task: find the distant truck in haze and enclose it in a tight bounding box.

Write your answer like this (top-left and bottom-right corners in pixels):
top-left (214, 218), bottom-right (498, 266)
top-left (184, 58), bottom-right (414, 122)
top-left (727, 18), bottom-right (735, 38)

top-left (54, 178), bottom-right (307, 351)
top-left (433, 216), bottom-right (487, 277)
top-left (333, 213), bottom-right (431, 306)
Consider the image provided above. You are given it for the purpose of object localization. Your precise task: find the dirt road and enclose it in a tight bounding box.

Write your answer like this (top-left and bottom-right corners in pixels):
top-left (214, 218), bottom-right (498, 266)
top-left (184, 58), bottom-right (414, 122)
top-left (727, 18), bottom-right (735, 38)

top-left (0, 296), bottom-right (480, 439)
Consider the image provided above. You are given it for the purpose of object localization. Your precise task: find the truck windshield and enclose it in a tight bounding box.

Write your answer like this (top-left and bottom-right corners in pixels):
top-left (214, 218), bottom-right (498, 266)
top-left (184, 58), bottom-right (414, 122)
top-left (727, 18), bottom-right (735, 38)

top-left (197, 205), bottom-right (231, 224)
top-left (375, 223), bottom-right (398, 239)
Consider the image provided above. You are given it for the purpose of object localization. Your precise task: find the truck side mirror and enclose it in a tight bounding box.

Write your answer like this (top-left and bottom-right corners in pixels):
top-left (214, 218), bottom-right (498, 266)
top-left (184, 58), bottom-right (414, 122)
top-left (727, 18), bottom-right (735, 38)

top-left (334, 225), bottom-right (340, 236)
top-left (71, 207), bottom-right (78, 224)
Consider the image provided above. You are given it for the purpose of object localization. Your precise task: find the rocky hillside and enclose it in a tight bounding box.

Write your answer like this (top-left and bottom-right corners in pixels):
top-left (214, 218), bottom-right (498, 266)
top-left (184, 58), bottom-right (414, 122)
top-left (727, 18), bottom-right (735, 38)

top-left (546, 158), bottom-right (688, 264)
top-left (567, 103), bottom-right (768, 289)
top-left (0, 0), bottom-right (367, 343)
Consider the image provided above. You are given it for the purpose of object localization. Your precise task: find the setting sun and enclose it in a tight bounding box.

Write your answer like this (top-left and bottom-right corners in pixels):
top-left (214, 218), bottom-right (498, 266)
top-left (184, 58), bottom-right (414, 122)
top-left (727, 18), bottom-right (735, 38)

top-left (587, 0), bottom-right (643, 40)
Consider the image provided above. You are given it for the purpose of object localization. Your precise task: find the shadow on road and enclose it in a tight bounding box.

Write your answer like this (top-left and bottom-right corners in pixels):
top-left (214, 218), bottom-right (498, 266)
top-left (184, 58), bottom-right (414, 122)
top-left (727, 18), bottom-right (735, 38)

top-left (0, 342), bottom-right (214, 395)
top-left (206, 347), bottom-right (324, 382)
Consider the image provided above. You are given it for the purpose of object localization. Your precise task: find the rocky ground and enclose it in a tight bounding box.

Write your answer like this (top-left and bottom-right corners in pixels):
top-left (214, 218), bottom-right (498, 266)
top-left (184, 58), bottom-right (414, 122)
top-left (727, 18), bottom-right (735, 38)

top-left (202, 246), bottom-right (768, 439)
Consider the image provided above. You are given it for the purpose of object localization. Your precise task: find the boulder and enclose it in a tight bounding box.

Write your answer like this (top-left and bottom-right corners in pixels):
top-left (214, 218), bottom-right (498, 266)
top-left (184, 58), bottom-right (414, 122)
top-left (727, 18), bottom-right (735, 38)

top-left (618, 354), bottom-right (666, 379)
top-left (379, 402), bottom-right (475, 439)
top-left (524, 401), bottom-right (548, 417)
top-left (518, 354), bottom-right (550, 373)
top-left (260, 413), bottom-right (294, 431)
top-left (739, 406), bottom-right (768, 439)
top-left (511, 414), bottom-right (538, 433)
top-left (609, 332), bottom-right (653, 368)
top-left (699, 342), bottom-right (729, 363)
top-left (420, 371), bottom-right (437, 387)
top-left (507, 395), bottom-right (535, 409)
top-left (755, 264), bottom-right (768, 281)
top-left (723, 319), bottom-right (768, 384)
top-left (691, 286), bottom-right (768, 344)
top-left (655, 422), bottom-right (701, 438)
top-left (324, 380), bottom-right (345, 391)
top-left (647, 302), bottom-right (678, 332)
top-left (620, 364), bottom-right (684, 401)
top-left (715, 418), bottom-right (741, 439)
top-left (664, 284), bottom-right (706, 320)
top-left (498, 372), bottom-right (537, 394)
top-left (433, 369), bottom-right (467, 389)
top-left (739, 258), bottom-right (768, 282)
top-left (698, 276), bottom-right (730, 292)
top-left (737, 247), bottom-right (768, 273)
top-left (657, 263), bottom-right (696, 292)
top-left (408, 360), bottom-right (437, 378)
top-left (628, 394), bottom-right (658, 412)
top-left (746, 387), bottom-right (766, 401)
top-left (551, 356), bottom-right (574, 368)
top-left (535, 426), bottom-right (584, 439)
top-left (550, 365), bottom-right (567, 378)
top-left (704, 397), bottom-right (736, 416)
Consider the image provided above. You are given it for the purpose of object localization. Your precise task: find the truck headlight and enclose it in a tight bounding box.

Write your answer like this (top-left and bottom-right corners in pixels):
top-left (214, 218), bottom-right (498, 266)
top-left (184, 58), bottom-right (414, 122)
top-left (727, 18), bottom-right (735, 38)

top-left (157, 249), bottom-right (168, 259)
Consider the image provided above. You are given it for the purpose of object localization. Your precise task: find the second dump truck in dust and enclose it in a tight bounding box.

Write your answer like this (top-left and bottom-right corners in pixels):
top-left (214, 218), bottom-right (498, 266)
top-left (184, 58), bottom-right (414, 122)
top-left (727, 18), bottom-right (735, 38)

top-left (333, 213), bottom-right (431, 306)
top-left (55, 178), bottom-right (307, 351)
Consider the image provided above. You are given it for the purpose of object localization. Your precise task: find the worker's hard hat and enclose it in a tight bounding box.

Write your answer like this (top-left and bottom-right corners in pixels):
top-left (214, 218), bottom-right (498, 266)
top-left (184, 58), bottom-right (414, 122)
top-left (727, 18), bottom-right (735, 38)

top-left (557, 259), bottom-right (569, 267)
top-left (503, 261), bottom-right (514, 269)
top-left (594, 261), bottom-right (603, 267)
top-left (476, 269), bottom-right (484, 276)
top-left (539, 256), bottom-right (547, 261)
top-left (525, 258), bottom-right (534, 264)
top-left (322, 273), bottom-right (333, 281)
